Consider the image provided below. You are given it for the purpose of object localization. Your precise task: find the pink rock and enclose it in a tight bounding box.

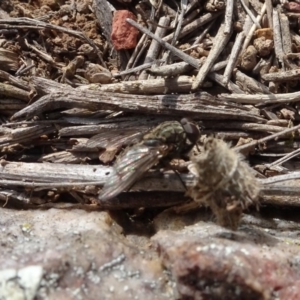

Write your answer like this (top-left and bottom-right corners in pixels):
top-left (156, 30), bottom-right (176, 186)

top-left (111, 10), bottom-right (139, 50)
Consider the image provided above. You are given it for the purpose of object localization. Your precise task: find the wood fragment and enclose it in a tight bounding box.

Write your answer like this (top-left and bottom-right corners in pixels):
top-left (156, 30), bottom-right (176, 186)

top-left (147, 61), bottom-right (194, 76)
top-left (272, 9), bottom-right (284, 65)
top-left (239, 0), bottom-right (261, 28)
top-left (235, 70), bottom-right (272, 94)
top-left (126, 18), bottom-right (200, 69)
top-left (242, 3), bottom-right (266, 51)
top-left (192, 23), bottom-right (231, 89)
top-left (162, 12), bottom-right (222, 43)
top-left (219, 91), bottom-right (300, 104)
top-left (224, 0), bottom-right (234, 33)
top-left (279, 13), bottom-right (292, 57)
top-left (223, 32), bottom-right (245, 85)
top-left (1, 161), bottom-right (300, 207)
top-left (0, 82), bottom-right (31, 102)
top-left (261, 69), bottom-right (300, 82)
top-left (235, 124), bottom-right (300, 153)
top-left (11, 82), bottom-right (263, 122)
top-left (265, 0), bottom-right (273, 28)
top-left (139, 16), bottom-right (170, 80)
top-left (266, 148), bottom-right (300, 168)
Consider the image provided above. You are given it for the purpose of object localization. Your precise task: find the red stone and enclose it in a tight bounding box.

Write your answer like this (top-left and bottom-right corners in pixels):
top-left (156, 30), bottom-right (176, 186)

top-left (111, 10), bottom-right (139, 50)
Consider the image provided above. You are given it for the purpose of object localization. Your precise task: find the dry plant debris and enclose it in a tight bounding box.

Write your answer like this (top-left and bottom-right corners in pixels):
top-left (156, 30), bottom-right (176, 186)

top-left (2, 0), bottom-right (300, 298)
top-left (0, 0), bottom-right (300, 214)
top-left (187, 137), bottom-right (260, 230)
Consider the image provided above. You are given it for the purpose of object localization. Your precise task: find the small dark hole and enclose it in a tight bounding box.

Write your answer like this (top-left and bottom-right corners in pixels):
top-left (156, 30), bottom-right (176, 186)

top-left (105, 172), bottom-right (110, 176)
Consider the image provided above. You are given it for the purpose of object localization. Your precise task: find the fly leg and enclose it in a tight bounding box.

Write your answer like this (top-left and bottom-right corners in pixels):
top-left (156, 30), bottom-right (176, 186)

top-left (160, 160), bottom-right (188, 191)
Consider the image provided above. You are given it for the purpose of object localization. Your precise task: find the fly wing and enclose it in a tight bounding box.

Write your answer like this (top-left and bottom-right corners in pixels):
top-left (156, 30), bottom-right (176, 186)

top-left (98, 144), bottom-right (161, 201)
top-left (86, 128), bottom-right (148, 150)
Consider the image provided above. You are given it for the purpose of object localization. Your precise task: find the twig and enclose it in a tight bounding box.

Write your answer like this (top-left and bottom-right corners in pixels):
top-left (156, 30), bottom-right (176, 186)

top-left (163, 12), bottom-right (222, 43)
top-left (139, 16), bottom-right (170, 80)
top-left (192, 19), bottom-right (215, 45)
top-left (208, 72), bottom-right (245, 94)
top-left (125, 34), bottom-right (148, 70)
top-left (210, 60), bottom-right (228, 72)
top-left (11, 77), bottom-right (264, 122)
top-left (113, 59), bottom-right (165, 77)
top-left (126, 18), bottom-right (200, 69)
top-left (146, 61), bottom-right (194, 77)
top-left (272, 9), bottom-right (284, 65)
top-left (260, 172), bottom-right (300, 185)
top-left (279, 12), bottom-right (292, 57)
top-left (81, 76), bottom-right (196, 94)
top-left (223, 32), bottom-right (245, 85)
top-left (242, 3), bottom-right (266, 51)
top-left (171, 0), bottom-right (186, 46)
top-left (261, 69), bottom-right (300, 82)
top-left (235, 70), bottom-right (271, 94)
top-left (265, 0), bottom-right (273, 28)
top-left (0, 70), bottom-right (31, 91)
top-left (267, 148), bottom-right (300, 168)
top-left (224, 0), bottom-right (234, 33)
top-left (0, 82), bottom-right (30, 102)
top-left (239, 0), bottom-right (261, 28)
top-left (219, 90), bottom-right (300, 104)
top-left (192, 23), bottom-right (231, 90)
top-left (235, 123), bottom-right (300, 153)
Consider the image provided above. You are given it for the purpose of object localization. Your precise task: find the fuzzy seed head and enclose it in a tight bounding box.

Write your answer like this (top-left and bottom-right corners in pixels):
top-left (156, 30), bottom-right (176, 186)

top-left (187, 137), bottom-right (260, 230)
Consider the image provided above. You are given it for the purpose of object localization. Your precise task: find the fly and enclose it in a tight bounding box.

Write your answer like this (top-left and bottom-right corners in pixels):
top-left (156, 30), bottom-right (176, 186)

top-left (97, 118), bottom-right (201, 202)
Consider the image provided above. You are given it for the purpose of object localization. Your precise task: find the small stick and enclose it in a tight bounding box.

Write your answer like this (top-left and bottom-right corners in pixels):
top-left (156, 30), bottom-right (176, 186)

top-left (261, 69), bottom-right (300, 82)
top-left (242, 3), bottom-right (266, 51)
top-left (185, 0), bottom-right (199, 14)
top-left (147, 61), bottom-right (194, 76)
top-left (113, 60), bottom-right (165, 77)
top-left (224, 0), bottom-right (234, 34)
top-left (239, 0), bottom-right (261, 28)
top-left (265, 0), bottom-right (273, 28)
top-left (139, 16), bottom-right (170, 80)
top-left (279, 13), bottom-right (292, 57)
top-left (192, 23), bottom-right (231, 90)
top-left (235, 123), bottom-right (300, 153)
top-left (223, 32), bottom-right (245, 85)
top-left (291, 31), bottom-right (300, 47)
top-left (162, 12), bottom-right (222, 43)
top-left (125, 34), bottom-right (147, 70)
top-left (192, 19), bottom-right (215, 46)
top-left (208, 72), bottom-right (245, 94)
top-left (210, 60), bottom-right (228, 72)
top-left (235, 70), bottom-right (272, 94)
top-left (267, 148), bottom-right (300, 168)
top-left (171, 0), bottom-right (187, 46)
top-left (183, 8), bottom-right (201, 26)
top-left (219, 90), bottom-right (300, 104)
top-left (260, 172), bottom-right (300, 185)
top-left (0, 179), bottom-right (102, 188)
top-left (126, 18), bottom-right (200, 69)
top-left (272, 9), bottom-right (284, 65)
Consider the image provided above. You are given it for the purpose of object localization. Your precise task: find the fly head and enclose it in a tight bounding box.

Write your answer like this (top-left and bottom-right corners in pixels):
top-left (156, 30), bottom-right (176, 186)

top-left (180, 118), bottom-right (201, 146)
